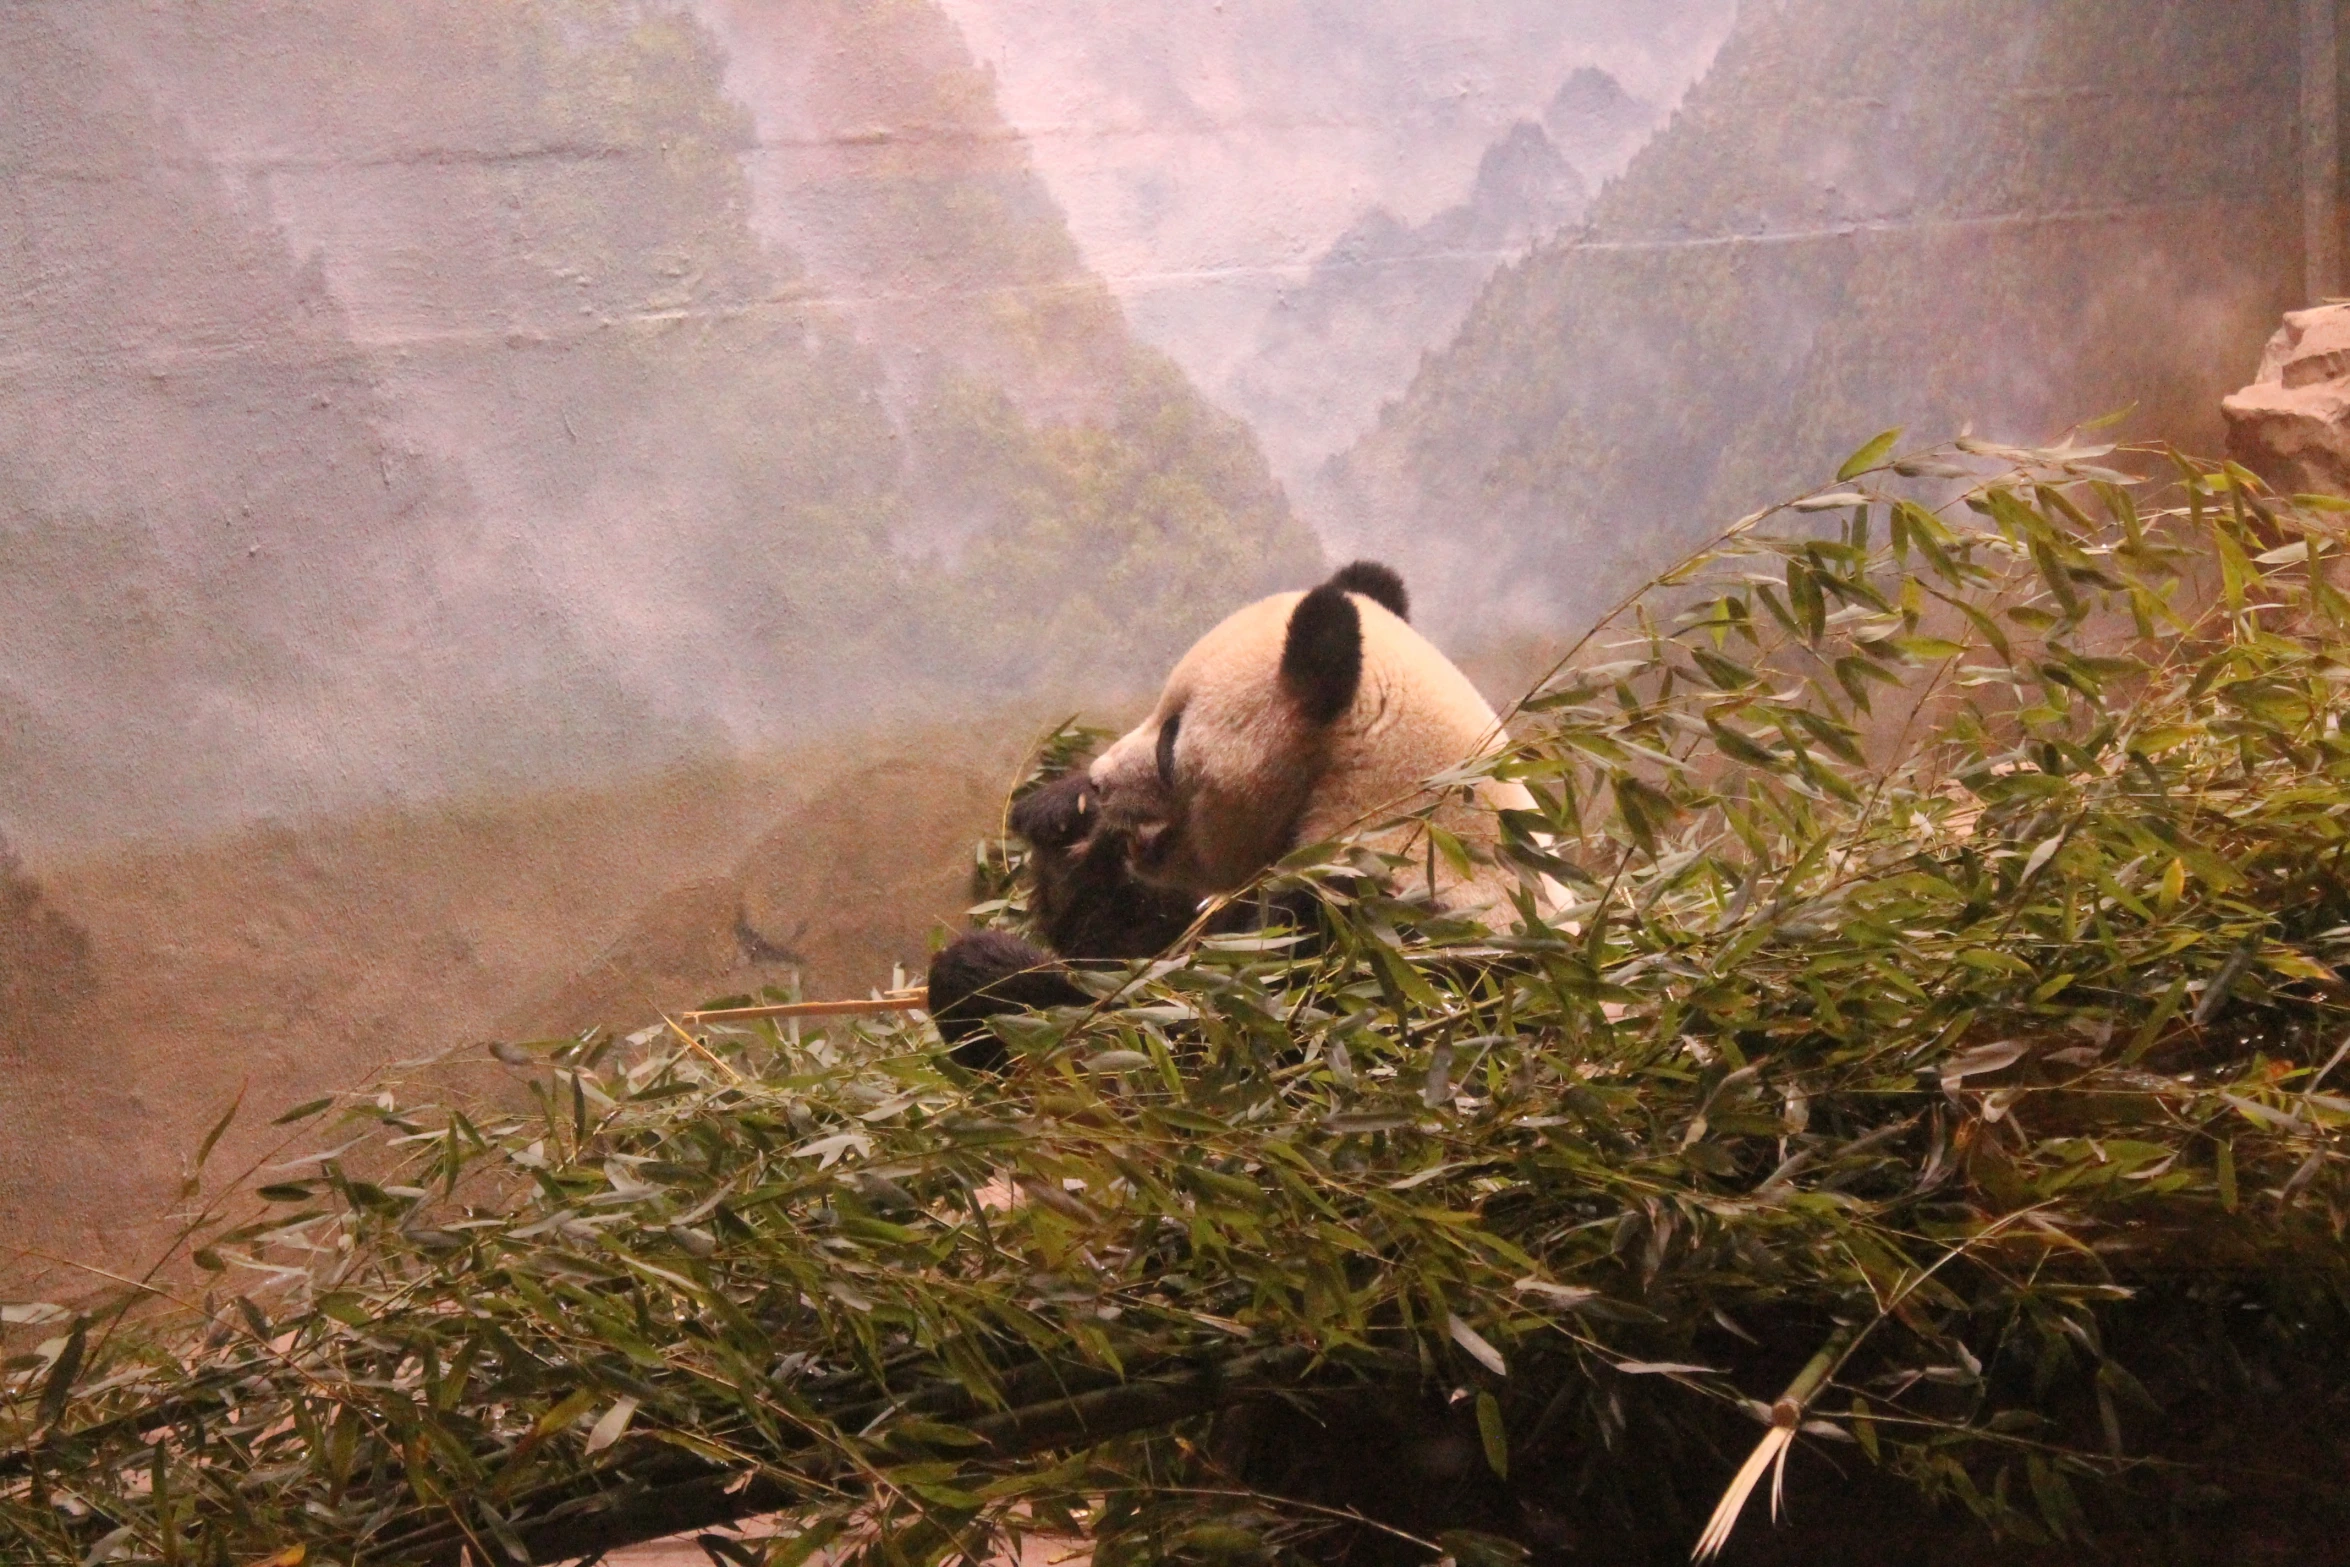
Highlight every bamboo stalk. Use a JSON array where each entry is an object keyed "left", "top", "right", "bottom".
[
  {"left": 681, "top": 991, "right": 927, "bottom": 1024},
  {"left": 1691, "top": 1323, "right": 1857, "bottom": 1561}
]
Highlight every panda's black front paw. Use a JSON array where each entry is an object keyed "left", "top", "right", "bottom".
[
  {"left": 926, "top": 930, "right": 1089, "bottom": 1071},
  {"left": 1008, "top": 770, "right": 1100, "bottom": 850}
]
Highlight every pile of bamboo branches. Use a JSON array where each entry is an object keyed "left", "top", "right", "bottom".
[{"left": 10, "top": 433, "right": 2350, "bottom": 1566}]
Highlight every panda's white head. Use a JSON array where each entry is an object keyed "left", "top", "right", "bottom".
[{"left": 1089, "top": 561, "right": 1533, "bottom": 910}]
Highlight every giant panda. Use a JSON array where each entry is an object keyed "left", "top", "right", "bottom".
[{"left": 927, "top": 560, "right": 1540, "bottom": 1061}]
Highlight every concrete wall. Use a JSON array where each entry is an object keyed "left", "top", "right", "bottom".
[{"left": 0, "top": 1, "right": 2306, "bottom": 1287}]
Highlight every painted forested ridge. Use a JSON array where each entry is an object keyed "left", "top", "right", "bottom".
[{"left": 1320, "top": 0, "right": 2303, "bottom": 645}]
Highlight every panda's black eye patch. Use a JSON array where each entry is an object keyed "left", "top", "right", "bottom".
[{"left": 1156, "top": 711, "right": 1182, "bottom": 788}]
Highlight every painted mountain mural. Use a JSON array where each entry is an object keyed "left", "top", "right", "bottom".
[
  {"left": 1320, "top": 0, "right": 2304, "bottom": 645},
  {"left": 0, "top": 0, "right": 1315, "bottom": 1276},
  {"left": 0, "top": 0, "right": 1313, "bottom": 858},
  {"left": 0, "top": 0, "right": 2314, "bottom": 1291},
  {"left": 1228, "top": 69, "right": 1672, "bottom": 498}
]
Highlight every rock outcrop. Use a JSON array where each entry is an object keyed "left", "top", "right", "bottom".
[{"left": 2224, "top": 304, "right": 2350, "bottom": 496}]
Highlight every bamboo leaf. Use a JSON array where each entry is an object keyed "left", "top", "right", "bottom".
[
  {"left": 35, "top": 1318, "right": 85, "bottom": 1430},
  {"left": 195, "top": 1092, "right": 243, "bottom": 1171},
  {"left": 1838, "top": 428, "right": 1903, "bottom": 481},
  {"left": 583, "top": 1396, "right": 640, "bottom": 1455},
  {"left": 1447, "top": 1314, "right": 1508, "bottom": 1377},
  {"left": 1476, "top": 1390, "right": 1510, "bottom": 1478}
]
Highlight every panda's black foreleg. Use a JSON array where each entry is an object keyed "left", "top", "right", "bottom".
[
  {"left": 933, "top": 776, "right": 1335, "bottom": 1068},
  {"left": 925, "top": 929, "right": 1090, "bottom": 1072},
  {"left": 931, "top": 770, "right": 1189, "bottom": 1071},
  {"left": 1012, "top": 771, "right": 1200, "bottom": 960},
  {"left": 1006, "top": 766, "right": 1096, "bottom": 851}
]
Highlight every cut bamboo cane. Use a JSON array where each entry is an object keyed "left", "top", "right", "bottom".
[
  {"left": 1692, "top": 1323, "right": 1856, "bottom": 1561},
  {"left": 681, "top": 991, "right": 927, "bottom": 1025}
]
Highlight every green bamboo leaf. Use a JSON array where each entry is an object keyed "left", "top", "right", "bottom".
[
  {"left": 1476, "top": 1390, "right": 1510, "bottom": 1479},
  {"left": 1779, "top": 707, "right": 1862, "bottom": 766},
  {"left": 1370, "top": 943, "right": 1444, "bottom": 1010},
  {"left": 195, "top": 1091, "right": 243, "bottom": 1171},
  {"left": 1689, "top": 646, "right": 1759, "bottom": 690},
  {"left": 35, "top": 1317, "right": 85, "bottom": 1430},
  {"left": 2028, "top": 537, "right": 2082, "bottom": 615},
  {"left": 1787, "top": 560, "right": 1827, "bottom": 641},
  {"left": 1837, "top": 427, "right": 1903, "bottom": 480},
  {"left": 766, "top": 1520, "right": 848, "bottom": 1567},
  {"left": 1612, "top": 774, "right": 1679, "bottom": 854},
  {"left": 906, "top": 1478, "right": 986, "bottom": 1510},
  {"left": 2212, "top": 522, "right": 2252, "bottom": 609},
  {"left": 1706, "top": 720, "right": 1780, "bottom": 770}
]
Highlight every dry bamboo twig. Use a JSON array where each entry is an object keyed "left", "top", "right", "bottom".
[{"left": 682, "top": 991, "right": 928, "bottom": 1024}]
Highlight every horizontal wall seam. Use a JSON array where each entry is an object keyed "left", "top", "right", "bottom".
[{"left": 0, "top": 194, "right": 2287, "bottom": 378}]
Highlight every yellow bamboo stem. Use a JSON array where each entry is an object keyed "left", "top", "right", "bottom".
[{"left": 681, "top": 992, "right": 927, "bottom": 1024}]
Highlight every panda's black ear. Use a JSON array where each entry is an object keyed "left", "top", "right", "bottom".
[
  {"left": 1326, "top": 560, "right": 1408, "bottom": 622},
  {"left": 1282, "top": 583, "right": 1363, "bottom": 725}
]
